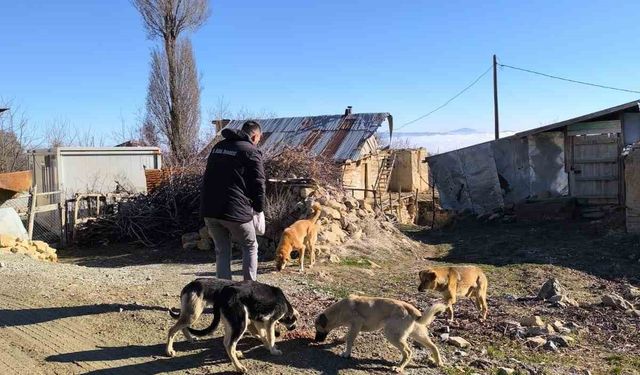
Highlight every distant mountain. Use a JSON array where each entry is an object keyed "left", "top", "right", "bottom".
[
  {"left": 380, "top": 128, "right": 512, "bottom": 136},
  {"left": 378, "top": 128, "right": 517, "bottom": 154}
]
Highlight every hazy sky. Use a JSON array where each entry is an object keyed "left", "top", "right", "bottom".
[{"left": 2, "top": 0, "right": 640, "bottom": 142}]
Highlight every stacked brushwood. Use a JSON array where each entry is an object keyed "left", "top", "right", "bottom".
[{"left": 75, "top": 171, "right": 203, "bottom": 247}]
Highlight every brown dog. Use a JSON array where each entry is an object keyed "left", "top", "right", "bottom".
[
  {"left": 418, "top": 266, "right": 488, "bottom": 322},
  {"left": 275, "top": 202, "right": 321, "bottom": 272}
]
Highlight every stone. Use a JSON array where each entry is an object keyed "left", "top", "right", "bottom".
[
  {"left": 525, "top": 336, "right": 547, "bottom": 348},
  {"left": 319, "top": 223, "right": 347, "bottom": 245},
  {"left": 537, "top": 278, "right": 567, "bottom": 300},
  {"left": 356, "top": 209, "right": 367, "bottom": 218},
  {"left": 623, "top": 284, "right": 640, "bottom": 299},
  {"left": 182, "top": 241, "right": 197, "bottom": 250},
  {"left": 453, "top": 350, "right": 468, "bottom": 357},
  {"left": 181, "top": 232, "right": 200, "bottom": 244},
  {"left": 497, "top": 367, "right": 515, "bottom": 375},
  {"left": 625, "top": 309, "right": 640, "bottom": 317},
  {"left": 602, "top": 293, "right": 635, "bottom": 310},
  {"left": 526, "top": 326, "right": 551, "bottom": 337},
  {"left": 352, "top": 229, "right": 363, "bottom": 241},
  {"left": 447, "top": 336, "right": 470, "bottom": 348},
  {"left": 565, "top": 322, "right": 580, "bottom": 330},
  {"left": 544, "top": 340, "right": 559, "bottom": 352},
  {"left": 359, "top": 199, "right": 373, "bottom": 212},
  {"left": 0, "top": 234, "right": 17, "bottom": 248},
  {"left": 440, "top": 333, "right": 450, "bottom": 342},
  {"left": 365, "top": 259, "right": 381, "bottom": 269},
  {"left": 0, "top": 262, "right": 5, "bottom": 268},
  {"left": 320, "top": 206, "right": 341, "bottom": 220},
  {"left": 326, "top": 199, "right": 343, "bottom": 211},
  {"left": 548, "top": 294, "right": 579, "bottom": 308},
  {"left": 300, "top": 187, "right": 315, "bottom": 198},
  {"left": 470, "top": 359, "right": 492, "bottom": 370},
  {"left": 520, "top": 315, "right": 544, "bottom": 327},
  {"left": 196, "top": 238, "right": 213, "bottom": 251},
  {"left": 31, "top": 240, "right": 50, "bottom": 252},
  {"left": 549, "top": 335, "right": 574, "bottom": 347},
  {"left": 551, "top": 321, "right": 564, "bottom": 331},
  {"left": 343, "top": 197, "right": 359, "bottom": 210},
  {"left": 328, "top": 254, "right": 341, "bottom": 263},
  {"left": 487, "top": 213, "right": 502, "bottom": 221},
  {"left": 198, "top": 226, "right": 210, "bottom": 240}
]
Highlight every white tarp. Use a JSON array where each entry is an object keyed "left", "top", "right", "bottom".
[
  {"left": 429, "top": 143, "right": 503, "bottom": 214},
  {"left": 428, "top": 132, "right": 568, "bottom": 214},
  {"left": 0, "top": 207, "right": 28, "bottom": 240}
]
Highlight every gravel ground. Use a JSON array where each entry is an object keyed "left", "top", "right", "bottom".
[{"left": 0, "top": 219, "right": 639, "bottom": 375}]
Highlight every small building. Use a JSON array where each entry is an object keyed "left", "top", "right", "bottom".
[
  {"left": 207, "top": 108, "right": 430, "bottom": 199},
  {"left": 427, "top": 100, "right": 640, "bottom": 220},
  {"left": 28, "top": 147, "right": 162, "bottom": 197}
]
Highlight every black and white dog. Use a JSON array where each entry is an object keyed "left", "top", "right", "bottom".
[{"left": 166, "top": 278, "right": 299, "bottom": 373}]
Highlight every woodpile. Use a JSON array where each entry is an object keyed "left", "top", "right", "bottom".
[{"left": 75, "top": 172, "right": 203, "bottom": 247}]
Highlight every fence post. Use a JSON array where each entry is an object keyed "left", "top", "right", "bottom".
[
  {"left": 72, "top": 194, "right": 81, "bottom": 241},
  {"left": 372, "top": 190, "right": 377, "bottom": 210},
  {"left": 27, "top": 184, "right": 38, "bottom": 240}
]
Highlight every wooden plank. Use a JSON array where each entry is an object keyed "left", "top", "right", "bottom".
[
  {"left": 27, "top": 185, "right": 37, "bottom": 240},
  {"left": 567, "top": 120, "right": 621, "bottom": 136},
  {"left": 573, "top": 157, "right": 618, "bottom": 163},
  {"left": 34, "top": 203, "right": 60, "bottom": 213},
  {"left": 574, "top": 175, "right": 618, "bottom": 182}
]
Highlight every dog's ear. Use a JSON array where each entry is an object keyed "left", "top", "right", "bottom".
[{"left": 316, "top": 313, "right": 328, "bottom": 328}]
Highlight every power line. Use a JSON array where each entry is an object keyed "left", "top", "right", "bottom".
[
  {"left": 498, "top": 63, "right": 640, "bottom": 94},
  {"left": 396, "top": 65, "right": 493, "bottom": 130}
]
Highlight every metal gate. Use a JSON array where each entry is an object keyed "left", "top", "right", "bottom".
[{"left": 568, "top": 121, "right": 622, "bottom": 205}]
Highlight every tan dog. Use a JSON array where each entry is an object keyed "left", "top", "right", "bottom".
[
  {"left": 275, "top": 202, "right": 321, "bottom": 272},
  {"left": 418, "top": 266, "right": 488, "bottom": 322},
  {"left": 314, "top": 295, "right": 446, "bottom": 373}
]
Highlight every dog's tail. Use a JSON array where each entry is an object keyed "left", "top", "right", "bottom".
[
  {"left": 187, "top": 305, "right": 221, "bottom": 336},
  {"left": 309, "top": 202, "right": 322, "bottom": 224},
  {"left": 168, "top": 308, "right": 181, "bottom": 319},
  {"left": 416, "top": 302, "right": 447, "bottom": 326}
]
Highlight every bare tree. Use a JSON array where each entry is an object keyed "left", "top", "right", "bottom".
[
  {"left": 0, "top": 101, "right": 34, "bottom": 173},
  {"left": 44, "top": 118, "right": 106, "bottom": 148},
  {"left": 133, "top": 0, "right": 210, "bottom": 164},
  {"left": 202, "top": 96, "right": 277, "bottom": 149}
]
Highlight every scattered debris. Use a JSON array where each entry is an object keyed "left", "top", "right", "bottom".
[
  {"left": 496, "top": 367, "right": 515, "bottom": 375},
  {"left": 520, "top": 315, "right": 544, "bottom": 327},
  {"left": 549, "top": 335, "right": 574, "bottom": 348},
  {"left": 525, "top": 336, "right": 547, "bottom": 348},
  {"left": 601, "top": 293, "right": 635, "bottom": 311},
  {"left": 0, "top": 236, "right": 57, "bottom": 262},
  {"left": 537, "top": 278, "right": 579, "bottom": 307},
  {"left": 447, "top": 336, "right": 470, "bottom": 348}
]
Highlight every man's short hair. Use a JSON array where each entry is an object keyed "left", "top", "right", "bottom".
[{"left": 242, "top": 120, "right": 262, "bottom": 135}]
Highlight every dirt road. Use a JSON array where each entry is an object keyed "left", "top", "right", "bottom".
[{"left": 1, "top": 219, "right": 639, "bottom": 374}]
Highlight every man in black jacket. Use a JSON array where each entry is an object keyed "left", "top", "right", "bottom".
[{"left": 201, "top": 120, "right": 265, "bottom": 281}]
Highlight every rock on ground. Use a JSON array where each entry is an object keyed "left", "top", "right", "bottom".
[{"left": 447, "top": 336, "right": 470, "bottom": 348}]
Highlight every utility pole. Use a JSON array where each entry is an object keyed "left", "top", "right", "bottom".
[{"left": 493, "top": 54, "right": 499, "bottom": 140}]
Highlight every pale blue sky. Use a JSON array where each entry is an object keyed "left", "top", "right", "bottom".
[{"left": 2, "top": 0, "right": 640, "bottom": 143}]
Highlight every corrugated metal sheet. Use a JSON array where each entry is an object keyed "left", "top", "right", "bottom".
[{"left": 222, "top": 113, "right": 392, "bottom": 162}]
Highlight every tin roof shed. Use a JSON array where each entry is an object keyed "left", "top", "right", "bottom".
[{"left": 209, "top": 110, "right": 393, "bottom": 162}]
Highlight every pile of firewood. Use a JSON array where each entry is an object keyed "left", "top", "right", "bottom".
[{"left": 75, "top": 172, "right": 203, "bottom": 247}]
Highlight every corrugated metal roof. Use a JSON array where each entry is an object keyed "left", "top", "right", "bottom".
[{"left": 222, "top": 112, "right": 392, "bottom": 162}]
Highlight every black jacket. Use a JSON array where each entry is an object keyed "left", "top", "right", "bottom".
[{"left": 200, "top": 129, "right": 265, "bottom": 223}]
